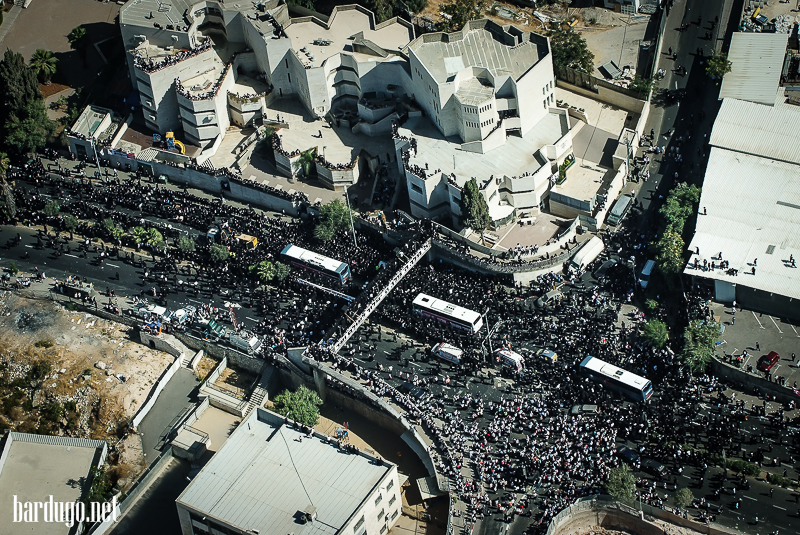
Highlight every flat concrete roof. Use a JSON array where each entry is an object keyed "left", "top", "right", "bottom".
[
  {"left": 177, "top": 408, "right": 393, "bottom": 535},
  {"left": 0, "top": 433, "right": 106, "bottom": 535},
  {"left": 120, "top": 0, "right": 192, "bottom": 30},
  {"left": 552, "top": 159, "right": 612, "bottom": 201},
  {"left": 285, "top": 8, "right": 413, "bottom": 65},
  {"left": 399, "top": 110, "right": 567, "bottom": 186}
]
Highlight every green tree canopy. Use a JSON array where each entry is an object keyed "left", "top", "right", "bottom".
[
  {"left": 68, "top": 26, "right": 88, "bottom": 50},
  {"left": 547, "top": 26, "right": 595, "bottom": 73},
  {"left": 250, "top": 260, "right": 276, "bottom": 284},
  {"left": 0, "top": 50, "right": 41, "bottom": 125},
  {"left": 209, "top": 243, "right": 230, "bottom": 263},
  {"left": 292, "top": 148, "right": 316, "bottom": 177},
  {"left": 129, "top": 226, "right": 147, "bottom": 247},
  {"left": 606, "top": 465, "right": 636, "bottom": 503},
  {"left": 176, "top": 234, "right": 196, "bottom": 252},
  {"left": 629, "top": 75, "right": 654, "bottom": 98},
  {"left": 439, "top": 0, "right": 487, "bottom": 32},
  {"left": 681, "top": 319, "right": 720, "bottom": 373},
  {"left": 0, "top": 152, "right": 15, "bottom": 220},
  {"left": 659, "top": 182, "right": 700, "bottom": 234},
  {"left": 654, "top": 230, "right": 685, "bottom": 275},
  {"left": 706, "top": 51, "right": 732, "bottom": 79},
  {"left": 315, "top": 198, "right": 353, "bottom": 242},
  {"left": 43, "top": 200, "right": 60, "bottom": 217},
  {"left": 674, "top": 488, "right": 694, "bottom": 509},
  {"left": 4, "top": 101, "right": 56, "bottom": 154},
  {"left": 146, "top": 227, "right": 164, "bottom": 249},
  {"left": 274, "top": 261, "right": 291, "bottom": 282},
  {"left": 30, "top": 49, "right": 58, "bottom": 84},
  {"left": 642, "top": 319, "right": 669, "bottom": 349},
  {"left": 272, "top": 385, "right": 323, "bottom": 427},
  {"left": 459, "top": 178, "right": 491, "bottom": 235},
  {"left": 63, "top": 214, "right": 78, "bottom": 237}
]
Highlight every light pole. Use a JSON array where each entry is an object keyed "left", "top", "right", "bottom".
[
  {"left": 481, "top": 309, "right": 503, "bottom": 362},
  {"left": 90, "top": 136, "right": 103, "bottom": 178},
  {"left": 343, "top": 184, "right": 357, "bottom": 248}
]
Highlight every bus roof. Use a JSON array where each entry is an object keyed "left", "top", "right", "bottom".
[
  {"left": 413, "top": 293, "right": 482, "bottom": 324},
  {"left": 496, "top": 349, "right": 524, "bottom": 361},
  {"left": 281, "top": 244, "right": 348, "bottom": 273},
  {"left": 580, "top": 356, "right": 650, "bottom": 389}
]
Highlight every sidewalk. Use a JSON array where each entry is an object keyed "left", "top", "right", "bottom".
[{"left": 0, "top": 6, "right": 23, "bottom": 48}]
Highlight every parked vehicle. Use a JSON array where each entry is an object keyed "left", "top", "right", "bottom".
[{"left": 757, "top": 351, "right": 780, "bottom": 371}]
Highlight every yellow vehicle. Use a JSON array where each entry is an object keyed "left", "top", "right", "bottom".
[{"left": 235, "top": 233, "right": 258, "bottom": 249}]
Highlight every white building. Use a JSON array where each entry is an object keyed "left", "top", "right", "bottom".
[
  {"left": 395, "top": 21, "right": 573, "bottom": 226},
  {"left": 176, "top": 408, "right": 402, "bottom": 535}
]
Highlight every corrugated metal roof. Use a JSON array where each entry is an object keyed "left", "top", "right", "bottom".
[
  {"left": 719, "top": 33, "right": 788, "bottom": 105},
  {"left": 684, "top": 148, "right": 800, "bottom": 300},
  {"left": 9, "top": 431, "right": 107, "bottom": 449},
  {"left": 709, "top": 98, "right": 800, "bottom": 165},
  {"left": 177, "top": 409, "right": 393, "bottom": 535}
]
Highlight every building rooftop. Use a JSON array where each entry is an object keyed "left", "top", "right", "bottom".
[
  {"left": 409, "top": 23, "right": 544, "bottom": 84},
  {"left": 399, "top": 110, "right": 568, "bottom": 184},
  {"left": 176, "top": 408, "right": 393, "bottom": 535},
  {"left": 284, "top": 6, "right": 413, "bottom": 66},
  {"left": 71, "top": 106, "right": 113, "bottom": 139},
  {"left": 709, "top": 98, "right": 800, "bottom": 166},
  {"left": 719, "top": 32, "right": 788, "bottom": 106},
  {"left": 120, "top": 0, "right": 192, "bottom": 31},
  {"left": 684, "top": 147, "right": 800, "bottom": 300},
  {"left": 0, "top": 433, "right": 107, "bottom": 535}
]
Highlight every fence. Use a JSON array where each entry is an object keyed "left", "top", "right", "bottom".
[
  {"left": 86, "top": 447, "right": 175, "bottom": 535},
  {"left": 130, "top": 355, "right": 182, "bottom": 429}
]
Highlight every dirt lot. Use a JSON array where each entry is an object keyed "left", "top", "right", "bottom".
[{"left": 0, "top": 292, "right": 175, "bottom": 474}]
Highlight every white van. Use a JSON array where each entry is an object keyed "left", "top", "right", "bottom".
[
  {"left": 432, "top": 343, "right": 463, "bottom": 364},
  {"left": 639, "top": 260, "right": 656, "bottom": 289},
  {"left": 495, "top": 349, "right": 525, "bottom": 372},
  {"left": 568, "top": 236, "right": 605, "bottom": 274}
]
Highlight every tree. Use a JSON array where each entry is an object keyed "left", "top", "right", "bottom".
[
  {"left": 606, "top": 465, "right": 635, "bottom": 503},
  {"left": 145, "top": 228, "right": 164, "bottom": 250},
  {"left": 315, "top": 198, "right": 353, "bottom": 242},
  {"left": 274, "top": 261, "right": 291, "bottom": 282},
  {"left": 43, "top": 200, "right": 60, "bottom": 217},
  {"left": 67, "top": 26, "right": 88, "bottom": 51},
  {"left": 547, "top": 26, "right": 595, "bottom": 73},
  {"left": 129, "top": 226, "right": 147, "bottom": 249},
  {"left": 4, "top": 101, "right": 55, "bottom": 154},
  {"left": 176, "top": 235, "right": 196, "bottom": 252},
  {"left": 681, "top": 319, "right": 720, "bottom": 373},
  {"left": 250, "top": 260, "right": 276, "bottom": 284},
  {"left": 459, "top": 178, "right": 491, "bottom": 236},
  {"left": 439, "top": 0, "right": 487, "bottom": 32},
  {"left": 63, "top": 214, "right": 78, "bottom": 239},
  {"left": 0, "top": 50, "right": 41, "bottom": 128},
  {"left": 629, "top": 75, "right": 654, "bottom": 98},
  {"left": 209, "top": 243, "right": 229, "bottom": 263},
  {"left": 641, "top": 319, "right": 668, "bottom": 349},
  {"left": 659, "top": 182, "right": 700, "bottom": 234},
  {"left": 292, "top": 148, "right": 316, "bottom": 178},
  {"left": 674, "top": 488, "right": 694, "bottom": 509},
  {"left": 30, "top": 49, "right": 58, "bottom": 85},
  {"left": 654, "top": 230, "right": 685, "bottom": 275},
  {"left": 0, "top": 152, "right": 15, "bottom": 220},
  {"left": 272, "top": 385, "right": 323, "bottom": 427},
  {"left": 706, "top": 51, "right": 732, "bottom": 80}
]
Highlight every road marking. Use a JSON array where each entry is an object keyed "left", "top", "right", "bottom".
[
  {"left": 65, "top": 254, "right": 78, "bottom": 258},
  {"left": 743, "top": 495, "right": 756, "bottom": 501},
  {"left": 105, "top": 263, "right": 120, "bottom": 268},
  {"left": 769, "top": 315, "right": 783, "bottom": 333},
  {"left": 773, "top": 364, "right": 781, "bottom": 374},
  {"left": 774, "top": 505, "right": 786, "bottom": 510},
  {"left": 187, "top": 298, "right": 204, "bottom": 304},
  {"left": 790, "top": 323, "right": 799, "bottom": 337},
  {"left": 25, "top": 245, "right": 32, "bottom": 248},
  {"left": 752, "top": 311, "right": 765, "bottom": 329},
  {"left": 245, "top": 316, "right": 259, "bottom": 322}
]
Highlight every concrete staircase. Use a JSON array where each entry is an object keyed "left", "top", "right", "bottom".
[{"left": 243, "top": 363, "right": 274, "bottom": 417}]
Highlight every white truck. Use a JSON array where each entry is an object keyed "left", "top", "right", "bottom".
[{"left": 568, "top": 236, "right": 605, "bottom": 274}]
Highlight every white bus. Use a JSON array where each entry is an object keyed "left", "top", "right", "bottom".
[
  {"left": 431, "top": 343, "right": 463, "bottom": 364},
  {"left": 579, "top": 356, "right": 653, "bottom": 401},
  {"left": 281, "top": 244, "right": 351, "bottom": 284},
  {"left": 496, "top": 349, "right": 525, "bottom": 372},
  {"left": 412, "top": 293, "right": 484, "bottom": 333}
]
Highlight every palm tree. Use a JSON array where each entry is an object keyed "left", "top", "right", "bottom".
[
  {"left": 145, "top": 228, "right": 165, "bottom": 251},
  {"left": 67, "top": 27, "right": 87, "bottom": 51},
  {"left": 292, "top": 148, "right": 316, "bottom": 179},
  {"left": 0, "top": 152, "right": 15, "bottom": 220},
  {"left": 250, "top": 261, "right": 275, "bottom": 284},
  {"left": 129, "top": 226, "right": 147, "bottom": 249},
  {"left": 30, "top": 50, "right": 58, "bottom": 85}
]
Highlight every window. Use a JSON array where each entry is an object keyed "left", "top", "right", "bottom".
[
  {"left": 353, "top": 516, "right": 365, "bottom": 532},
  {"left": 285, "top": 58, "right": 288, "bottom": 68},
  {"left": 411, "top": 183, "right": 422, "bottom": 194},
  {"left": 375, "top": 494, "right": 383, "bottom": 506},
  {"left": 377, "top": 508, "right": 385, "bottom": 521},
  {"left": 287, "top": 73, "right": 291, "bottom": 83},
  {"left": 380, "top": 525, "right": 387, "bottom": 534},
  {"left": 543, "top": 100, "right": 547, "bottom": 109},
  {"left": 387, "top": 480, "right": 394, "bottom": 491},
  {"left": 391, "top": 510, "right": 399, "bottom": 520},
  {"left": 389, "top": 495, "right": 397, "bottom": 506}
]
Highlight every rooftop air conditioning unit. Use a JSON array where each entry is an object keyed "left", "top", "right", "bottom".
[{"left": 300, "top": 505, "right": 317, "bottom": 524}]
